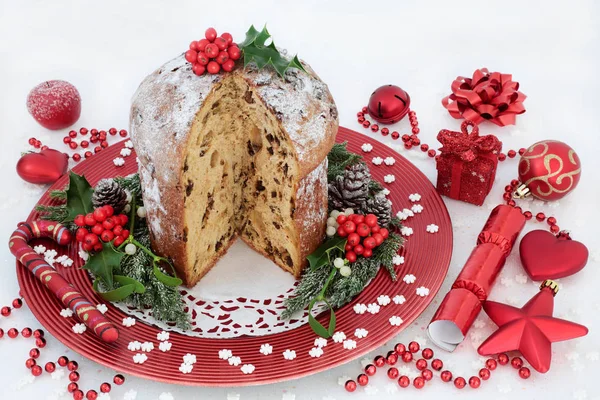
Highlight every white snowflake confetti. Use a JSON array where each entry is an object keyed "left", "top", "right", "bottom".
[
  {"left": 241, "top": 364, "right": 255, "bottom": 374},
  {"left": 426, "top": 224, "right": 439, "bottom": 233},
  {"left": 78, "top": 249, "right": 89, "bottom": 261},
  {"left": 343, "top": 339, "right": 357, "bottom": 350},
  {"left": 141, "top": 342, "right": 154, "bottom": 352},
  {"left": 125, "top": 140, "right": 134, "bottom": 149},
  {"left": 392, "top": 255, "right": 404, "bottom": 265},
  {"left": 353, "top": 303, "right": 367, "bottom": 314},
  {"left": 228, "top": 356, "right": 242, "bottom": 366},
  {"left": 159, "top": 341, "right": 172, "bottom": 352},
  {"left": 372, "top": 156, "right": 383, "bottom": 165},
  {"left": 400, "top": 226, "right": 413, "bottom": 236},
  {"left": 377, "top": 295, "right": 391, "bottom": 306},
  {"left": 51, "top": 369, "right": 65, "bottom": 380},
  {"left": 133, "top": 353, "right": 148, "bottom": 364},
  {"left": 283, "top": 349, "right": 297, "bottom": 360},
  {"left": 411, "top": 204, "right": 424, "bottom": 213},
  {"left": 96, "top": 304, "right": 108, "bottom": 314},
  {"left": 500, "top": 277, "right": 514, "bottom": 287},
  {"left": 384, "top": 174, "right": 395, "bottom": 183},
  {"left": 158, "top": 393, "right": 174, "bottom": 400},
  {"left": 123, "top": 389, "right": 138, "bottom": 400},
  {"left": 416, "top": 286, "right": 430, "bottom": 297},
  {"left": 113, "top": 157, "right": 125, "bottom": 167},
  {"left": 354, "top": 328, "right": 368, "bottom": 338},
  {"left": 127, "top": 341, "right": 142, "bottom": 351},
  {"left": 33, "top": 244, "right": 46, "bottom": 254},
  {"left": 409, "top": 193, "right": 422, "bottom": 202},
  {"left": 515, "top": 274, "right": 528, "bottom": 284},
  {"left": 332, "top": 331, "right": 347, "bottom": 343},
  {"left": 367, "top": 303, "right": 380, "bottom": 314},
  {"left": 314, "top": 338, "right": 328, "bottom": 348},
  {"left": 72, "top": 323, "right": 86, "bottom": 334},
  {"left": 393, "top": 295, "right": 406, "bottom": 305},
  {"left": 179, "top": 363, "right": 193, "bottom": 374},
  {"left": 60, "top": 308, "right": 73, "bottom": 318},
  {"left": 384, "top": 156, "right": 396, "bottom": 166},
  {"left": 157, "top": 331, "right": 170, "bottom": 341},
  {"left": 122, "top": 317, "right": 136, "bottom": 327},
  {"left": 260, "top": 343, "right": 274, "bottom": 355},
  {"left": 183, "top": 353, "right": 197, "bottom": 364},
  {"left": 218, "top": 349, "right": 232, "bottom": 360},
  {"left": 361, "top": 143, "right": 373, "bottom": 153},
  {"left": 403, "top": 274, "right": 416, "bottom": 284},
  {"left": 309, "top": 347, "right": 324, "bottom": 357},
  {"left": 120, "top": 148, "right": 132, "bottom": 157},
  {"left": 389, "top": 316, "right": 403, "bottom": 326}
]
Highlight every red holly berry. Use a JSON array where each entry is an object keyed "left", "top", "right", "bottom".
[
  {"left": 216, "top": 51, "right": 229, "bottom": 65},
  {"left": 189, "top": 41, "right": 199, "bottom": 51},
  {"left": 227, "top": 45, "right": 241, "bottom": 60},
  {"left": 352, "top": 214, "right": 365, "bottom": 224},
  {"left": 365, "top": 214, "right": 378, "bottom": 227},
  {"left": 204, "top": 43, "right": 219, "bottom": 58},
  {"left": 74, "top": 214, "right": 86, "bottom": 227},
  {"left": 121, "top": 229, "right": 130, "bottom": 239},
  {"left": 197, "top": 39, "right": 210, "bottom": 51},
  {"left": 185, "top": 50, "right": 198, "bottom": 63},
  {"left": 102, "top": 217, "right": 116, "bottom": 230},
  {"left": 82, "top": 243, "right": 93, "bottom": 252},
  {"left": 113, "top": 236, "right": 125, "bottom": 247},
  {"left": 118, "top": 214, "right": 128, "bottom": 226},
  {"left": 356, "top": 223, "right": 370, "bottom": 237},
  {"left": 347, "top": 233, "right": 360, "bottom": 246},
  {"left": 372, "top": 233, "right": 384, "bottom": 246},
  {"left": 363, "top": 236, "right": 376, "bottom": 249},
  {"left": 222, "top": 59, "right": 236, "bottom": 72},
  {"left": 371, "top": 225, "right": 380, "bottom": 233},
  {"left": 84, "top": 233, "right": 99, "bottom": 247},
  {"left": 362, "top": 248, "right": 373, "bottom": 258},
  {"left": 221, "top": 32, "right": 233, "bottom": 45},
  {"left": 336, "top": 214, "right": 347, "bottom": 224},
  {"left": 379, "top": 228, "right": 389, "bottom": 239},
  {"left": 93, "top": 208, "right": 107, "bottom": 222},
  {"left": 113, "top": 225, "right": 124, "bottom": 236},
  {"left": 214, "top": 37, "right": 228, "bottom": 51},
  {"left": 337, "top": 225, "right": 348, "bottom": 238},
  {"left": 353, "top": 244, "right": 364, "bottom": 255},
  {"left": 197, "top": 52, "right": 210, "bottom": 65},
  {"left": 84, "top": 213, "right": 96, "bottom": 226},
  {"left": 103, "top": 205, "right": 114, "bottom": 217},
  {"left": 342, "top": 220, "right": 356, "bottom": 234},
  {"left": 91, "top": 224, "right": 104, "bottom": 236},
  {"left": 345, "top": 243, "right": 353, "bottom": 252},
  {"left": 207, "top": 61, "right": 220, "bottom": 74},
  {"left": 346, "top": 251, "right": 357, "bottom": 263},
  {"left": 192, "top": 64, "right": 206, "bottom": 76},
  {"left": 100, "top": 230, "right": 115, "bottom": 243},
  {"left": 76, "top": 228, "right": 88, "bottom": 242},
  {"left": 205, "top": 27, "right": 217, "bottom": 41}
]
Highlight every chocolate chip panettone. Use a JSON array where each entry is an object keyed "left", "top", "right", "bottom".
[{"left": 130, "top": 54, "right": 338, "bottom": 287}]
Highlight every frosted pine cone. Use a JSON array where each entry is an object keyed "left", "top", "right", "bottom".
[
  {"left": 92, "top": 179, "right": 128, "bottom": 214},
  {"left": 362, "top": 192, "right": 392, "bottom": 227},
  {"left": 328, "top": 163, "right": 371, "bottom": 210}
]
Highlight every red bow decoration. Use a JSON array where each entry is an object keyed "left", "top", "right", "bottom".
[
  {"left": 442, "top": 68, "right": 526, "bottom": 127},
  {"left": 437, "top": 121, "right": 501, "bottom": 162}
]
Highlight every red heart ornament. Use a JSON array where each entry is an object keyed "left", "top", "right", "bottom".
[
  {"left": 16, "top": 149, "right": 69, "bottom": 184},
  {"left": 520, "top": 230, "right": 588, "bottom": 280}
]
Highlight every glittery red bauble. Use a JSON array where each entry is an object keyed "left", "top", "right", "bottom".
[
  {"left": 26, "top": 80, "right": 81, "bottom": 130},
  {"left": 518, "top": 140, "right": 581, "bottom": 201},
  {"left": 16, "top": 149, "right": 68, "bottom": 184},
  {"left": 367, "top": 85, "right": 411, "bottom": 124}
]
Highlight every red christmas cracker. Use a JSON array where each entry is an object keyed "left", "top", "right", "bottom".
[
  {"left": 427, "top": 205, "right": 525, "bottom": 351},
  {"left": 9, "top": 220, "right": 119, "bottom": 343}
]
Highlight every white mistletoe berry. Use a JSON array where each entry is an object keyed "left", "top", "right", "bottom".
[
  {"left": 384, "top": 174, "right": 395, "bottom": 183},
  {"left": 259, "top": 344, "right": 273, "bottom": 355},
  {"left": 353, "top": 303, "right": 367, "bottom": 314},
  {"left": 159, "top": 341, "right": 172, "bottom": 352},
  {"left": 333, "top": 258, "right": 344, "bottom": 269},
  {"left": 340, "top": 265, "right": 352, "bottom": 277},
  {"left": 327, "top": 217, "right": 337, "bottom": 227},
  {"left": 403, "top": 274, "right": 417, "bottom": 284},
  {"left": 282, "top": 349, "right": 297, "bottom": 360},
  {"left": 416, "top": 286, "right": 430, "bottom": 297},
  {"left": 372, "top": 156, "right": 383, "bottom": 165},
  {"left": 389, "top": 316, "right": 403, "bottom": 326},
  {"left": 384, "top": 156, "right": 396, "bottom": 166},
  {"left": 393, "top": 295, "right": 406, "bottom": 305},
  {"left": 241, "top": 364, "right": 255, "bottom": 374},
  {"left": 392, "top": 255, "right": 404, "bottom": 265},
  {"left": 137, "top": 206, "right": 147, "bottom": 219},
  {"left": 361, "top": 143, "right": 373, "bottom": 153},
  {"left": 124, "top": 243, "right": 137, "bottom": 255},
  {"left": 332, "top": 331, "right": 346, "bottom": 343},
  {"left": 309, "top": 347, "right": 324, "bottom": 358},
  {"left": 326, "top": 225, "right": 336, "bottom": 237},
  {"left": 344, "top": 208, "right": 354, "bottom": 216},
  {"left": 330, "top": 210, "right": 341, "bottom": 218}
]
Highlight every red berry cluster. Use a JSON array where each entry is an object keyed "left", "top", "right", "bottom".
[
  {"left": 74, "top": 205, "right": 129, "bottom": 252},
  {"left": 335, "top": 213, "right": 389, "bottom": 262},
  {"left": 185, "top": 28, "right": 241, "bottom": 76}
]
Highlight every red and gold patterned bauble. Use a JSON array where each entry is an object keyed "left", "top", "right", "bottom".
[
  {"left": 516, "top": 140, "right": 581, "bottom": 201},
  {"left": 16, "top": 148, "right": 69, "bottom": 184},
  {"left": 367, "top": 85, "right": 411, "bottom": 124}
]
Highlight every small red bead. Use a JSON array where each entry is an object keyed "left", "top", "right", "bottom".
[
  {"left": 394, "top": 343, "right": 406, "bottom": 354},
  {"left": 370, "top": 124, "right": 379, "bottom": 132},
  {"left": 362, "top": 106, "right": 368, "bottom": 114},
  {"left": 519, "top": 367, "right": 531, "bottom": 379},
  {"left": 68, "top": 360, "right": 79, "bottom": 371},
  {"left": 12, "top": 298, "right": 23, "bottom": 309},
  {"left": 36, "top": 337, "right": 47, "bottom": 348},
  {"left": 31, "top": 365, "right": 43, "bottom": 376},
  {"left": 85, "top": 151, "right": 93, "bottom": 158},
  {"left": 404, "top": 142, "right": 412, "bottom": 150},
  {"left": 365, "top": 364, "right": 377, "bottom": 376},
  {"left": 498, "top": 153, "right": 506, "bottom": 161},
  {"left": 101, "top": 141, "right": 109, "bottom": 148},
  {"left": 398, "top": 375, "right": 410, "bottom": 388},
  {"left": 420, "top": 144, "right": 429, "bottom": 152},
  {"left": 69, "top": 142, "right": 78, "bottom": 149},
  {"left": 90, "top": 128, "right": 98, "bottom": 135},
  {"left": 498, "top": 353, "right": 509, "bottom": 365},
  {"left": 511, "top": 357, "right": 523, "bottom": 369},
  {"left": 79, "top": 128, "right": 88, "bottom": 135},
  {"left": 100, "top": 382, "right": 111, "bottom": 393},
  {"left": 507, "top": 149, "right": 517, "bottom": 158},
  {"left": 109, "top": 128, "right": 117, "bottom": 135},
  {"left": 356, "top": 112, "right": 364, "bottom": 118},
  {"left": 505, "top": 185, "right": 513, "bottom": 193},
  {"left": 69, "top": 371, "right": 80, "bottom": 382},
  {"left": 413, "top": 377, "right": 425, "bottom": 389},
  {"left": 28, "top": 138, "right": 37, "bottom": 145},
  {"left": 536, "top": 212, "right": 546, "bottom": 222},
  {"left": 454, "top": 377, "right": 466, "bottom": 389},
  {"left": 415, "top": 359, "right": 427, "bottom": 370},
  {"left": 508, "top": 199, "right": 516, "bottom": 207},
  {"left": 90, "top": 135, "right": 98, "bottom": 143},
  {"left": 26, "top": 358, "right": 36, "bottom": 368},
  {"left": 362, "top": 120, "right": 370, "bottom": 128},
  {"left": 503, "top": 192, "right": 512, "bottom": 201},
  {"left": 68, "top": 382, "right": 79, "bottom": 393},
  {"left": 33, "top": 329, "right": 44, "bottom": 338},
  {"left": 8, "top": 328, "right": 18, "bottom": 338},
  {"left": 408, "top": 341, "right": 420, "bottom": 353},
  {"left": 524, "top": 211, "right": 532, "bottom": 220},
  {"left": 58, "top": 356, "right": 69, "bottom": 367},
  {"left": 374, "top": 355, "right": 386, "bottom": 367},
  {"left": 431, "top": 359, "right": 443, "bottom": 371},
  {"left": 485, "top": 359, "right": 497, "bottom": 370},
  {"left": 422, "top": 369, "right": 433, "bottom": 381},
  {"left": 113, "top": 374, "right": 125, "bottom": 385},
  {"left": 69, "top": 130, "right": 78, "bottom": 138},
  {"left": 411, "top": 137, "right": 421, "bottom": 146},
  {"left": 80, "top": 140, "right": 89, "bottom": 148},
  {"left": 547, "top": 216, "right": 557, "bottom": 225},
  {"left": 344, "top": 380, "right": 357, "bottom": 392},
  {"left": 401, "top": 134, "right": 411, "bottom": 142},
  {"left": 412, "top": 127, "right": 420, "bottom": 134},
  {"left": 29, "top": 348, "right": 40, "bottom": 358},
  {"left": 421, "top": 348, "right": 434, "bottom": 360},
  {"left": 401, "top": 351, "right": 413, "bottom": 363},
  {"left": 519, "top": 147, "right": 526, "bottom": 155},
  {"left": 45, "top": 362, "right": 56, "bottom": 373},
  {"left": 391, "top": 131, "right": 400, "bottom": 140},
  {"left": 357, "top": 373, "right": 369, "bottom": 386},
  {"left": 63, "top": 136, "right": 72, "bottom": 144},
  {"left": 41, "top": 145, "right": 49, "bottom": 150},
  {"left": 381, "top": 127, "right": 389, "bottom": 136},
  {"left": 550, "top": 224, "right": 560, "bottom": 233},
  {"left": 73, "top": 390, "right": 84, "bottom": 400},
  {"left": 387, "top": 367, "right": 399, "bottom": 379},
  {"left": 479, "top": 368, "right": 491, "bottom": 380},
  {"left": 0, "top": 328, "right": 3, "bottom": 338},
  {"left": 119, "top": 129, "right": 128, "bottom": 137},
  {"left": 410, "top": 120, "right": 418, "bottom": 127},
  {"left": 86, "top": 390, "right": 98, "bottom": 400},
  {"left": 21, "top": 327, "right": 32, "bottom": 338},
  {"left": 357, "top": 116, "right": 365, "bottom": 123},
  {"left": 1, "top": 306, "right": 11, "bottom": 316},
  {"left": 441, "top": 370, "right": 453, "bottom": 382},
  {"left": 73, "top": 154, "right": 81, "bottom": 162},
  {"left": 386, "top": 353, "right": 398, "bottom": 365},
  {"left": 428, "top": 149, "right": 436, "bottom": 157},
  {"left": 469, "top": 376, "right": 481, "bottom": 388}
]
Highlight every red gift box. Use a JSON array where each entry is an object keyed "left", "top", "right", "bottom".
[{"left": 435, "top": 121, "right": 502, "bottom": 206}]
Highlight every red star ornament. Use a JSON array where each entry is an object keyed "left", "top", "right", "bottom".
[{"left": 478, "top": 281, "right": 588, "bottom": 373}]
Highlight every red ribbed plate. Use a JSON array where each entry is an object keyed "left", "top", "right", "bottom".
[{"left": 17, "top": 127, "right": 452, "bottom": 386}]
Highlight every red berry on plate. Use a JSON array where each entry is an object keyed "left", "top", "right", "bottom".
[
  {"left": 74, "top": 214, "right": 85, "bottom": 227},
  {"left": 103, "top": 205, "right": 114, "bottom": 217},
  {"left": 93, "top": 208, "right": 107, "bottom": 222},
  {"left": 84, "top": 233, "right": 99, "bottom": 246},
  {"left": 113, "top": 236, "right": 125, "bottom": 247},
  {"left": 197, "top": 38, "right": 210, "bottom": 51},
  {"left": 337, "top": 225, "right": 348, "bottom": 238},
  {"left": 371, "top": 225, "right": 380, "bottom": 233},
  {"left": 205, "top": 43, "right": 219, "bottom": 58},
  {"left": 216, "top": 51, "right": 229, "bottom": 65},
  {"left": 228, "top": 46, "right": 241, "bottom": 60},
  {"left": 101, "top": 230, "right": 114, "bottom": 243},
  {"left": 379, "top": 228, "right": 389, "bottom": 239},
  {"left": 205, "top": 27, "right": 217, "bottom": 41},
  {"left": 189, "top": 41, "right": 199, "bottom": 51},
  {"left": 353, "top": 214, "right": 365, "bottom": 224},
  {"left": 113, "top": 225, "right": 123, "bottom": 236},
  {"left": 207, "top": 61, "right": 220, "bottom": 74},
  {"left": 362, "top": 248, "right": 371, "bottom": 258},
  {"left": 192, "top": 64, "right": 206, "bottom": 76},
  {"left": 26, "top": 80, "right": 81, "bottom": 130},
  {"left": 353, "top": 244, "right": 364, "bottom": 255},
  {"left": 82, "top": 242, "right": 93, "bottom": 252},
  {"left": 342, "top": 220, "right": 356, "bottom": 234},
  {"left": 91, "top": 224, "right": 104, "bottom": 236},
  {"left": 363, "top": 236, "right": 376, "bottom": 249},
  {"left": 365, "top": 214, "right": 378, "bottom": 227},
  {"left": 185, "top": 50, "right": 198, "bottom": 63},
  {"left": 346, "top": 251, "right": 357, "bottom": 263},
  {"left": 372, "top": 233, "right": 384, "bottom": 246},
  {"left": 76, "top": 228, "right": 88, "bottom": 242},
  {"left": 221, "top": 32, "right": 233, "bottom": 45},
  {"left": 118, "top": 214, "right": 129, "bottom": 226},
  {"left": 222, "top": 59, "right": 235, "bottom": 72},
  {"left": 93, "top": 242, "right": 103, "bottom": 252},
  {"left": 197, "top": 52, "right": 210, "bottom": 65},
  {"left": 356, "top": 223, "right": 370, "bottom": 237},
  {"left": 102, "top": 217, "right": 116, "bottom": 230},
  {"left": 347, "top": 233, "right": 360, "bottom": 246},
  {"left": 214, "top": 37, "right": 228, "bottom": 51},
  {"left": 345, "top": 243, "right": 353, "bottom": 252},
  {"left": 336, "top": 215, "right": 347, "bottom": 224},
  {"left": 121, "top": 229, "right": 130, "bottom": 239},
  {"left": 84, "top": 213, "right": 96, "bottom": 226}
]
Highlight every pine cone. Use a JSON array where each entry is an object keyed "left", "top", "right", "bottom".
[
  {"left": 362, "top": 192, "right": 392, "bottom": 227},
  {"left": 328, "top": 163, "right": 371, "bottom": 210},
  {"left": 92, "top": 179, "right": 128, "bottom": 214}
]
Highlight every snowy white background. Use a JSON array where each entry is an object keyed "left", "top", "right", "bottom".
[{"left": 0, "top": 0, "right": 599, "bottom": 399}]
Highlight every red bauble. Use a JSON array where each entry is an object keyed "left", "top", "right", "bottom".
[
  {"left": 367, "top": 85, "right": 411, "bottom": 124},
  {"left": 16, "top": 149, "right": 68, "bottom": 184},
  {"left": 518, "top": 140, "right": 581, "bottom": 201},
  {"left": 26, "top": 80, "right": 81, "bottom": 130},
  {"left": 478, "top": 282, "right": 588, "bottom": 373},
  {"left": 520, "top": 230, "right": 588, "bottom": 280}
]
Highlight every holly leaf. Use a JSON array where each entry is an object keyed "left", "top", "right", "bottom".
[
  {"left": 239, "top": 25, "right": 307, "bottom": 78},
  {"left": 307, "top": 236, "right": 347, "bottom": 271},
  {"left": 83, "top": 242, "right": 124, "bottom": 289},
  {"left": 64, "top": 172, "right": 94, "bottom": 222},
  {"left": 308, "top": 299, "right": 336, "bottom": 339}
]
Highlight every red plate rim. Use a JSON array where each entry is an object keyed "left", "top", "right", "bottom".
[{"left": 17, "top": 126, "right": 453, "bottom": 386}]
